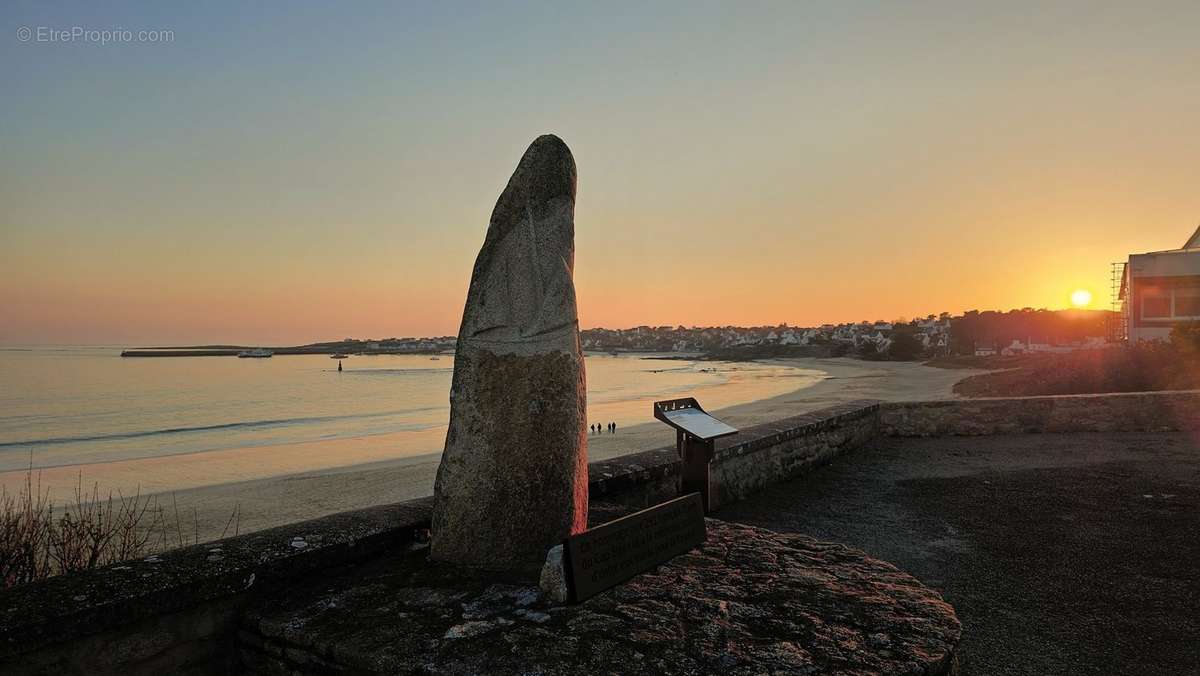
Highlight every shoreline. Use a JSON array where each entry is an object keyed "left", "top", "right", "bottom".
[{"left": 129, "top": 357, "right": 981, "bottom": 542}]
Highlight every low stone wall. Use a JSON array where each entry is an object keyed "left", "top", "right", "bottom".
[
  {"left": 0, "top": 401, "right": 882, "bottom": 674},
  {"left": 587, "top": 446, "right": 680, "bottom": 510},
  {"left": 712, "top": 402, "right": 879, "bottom": 507},
  {"left": 0, "top": 499, "right": 433, "bottom": 675},
  {"left": 881, "top": 390, "right": 1200, "bottom": 437}
]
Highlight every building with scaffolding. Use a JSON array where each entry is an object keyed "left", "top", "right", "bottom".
[{"left": 1114, "top": 225, "right": 1200, "bottom": 342}]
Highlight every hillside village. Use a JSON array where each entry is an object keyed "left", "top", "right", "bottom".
[
  {"left": 342, "top": 309, "right": 1112, "bottom": 360},
  {"left": 580, "top": 317, "right": 953, "bottom": 356},
  {"left": 578, "top": 309, "right": 1113, "bottom": 359}
]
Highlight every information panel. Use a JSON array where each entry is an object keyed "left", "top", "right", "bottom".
[
  {"left": 659, "top": 406, "right": 738, "bottom": 440},
  {"left": 564, "top": 493, "right": 707, "bottom": 602}
]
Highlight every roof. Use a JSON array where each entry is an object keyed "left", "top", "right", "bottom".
[
  {"left": 1185, "top": 224, "right": 1200, "bottom": 250},
  {"left": 1128, "top": 246, "right": 1200, "bottom": 278}
]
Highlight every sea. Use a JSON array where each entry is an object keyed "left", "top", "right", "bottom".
[{"left": 0, "top": 347, "right": 823, "bottom": 499}]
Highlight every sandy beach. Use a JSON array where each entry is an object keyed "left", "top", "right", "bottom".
[{"left": 155, "top": 358, "right": 980, "bottom": 542}]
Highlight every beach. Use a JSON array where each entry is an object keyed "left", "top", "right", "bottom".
[{"left": 151, "top": 358, "right": 980, "bottom": 542}]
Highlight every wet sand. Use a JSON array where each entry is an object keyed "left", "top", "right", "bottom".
[{"left": 149, "top": 358, "right": 980, "bottom": 542}]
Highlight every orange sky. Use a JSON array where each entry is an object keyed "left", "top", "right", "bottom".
[{"left": 3, "top": 3, "right": 1199, "bottom": 345}]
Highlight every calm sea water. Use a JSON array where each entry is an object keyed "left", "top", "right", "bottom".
[{"left": 0, "top": 347, "right": 819, "bottom": 483}]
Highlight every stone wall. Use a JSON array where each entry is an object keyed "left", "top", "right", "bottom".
[
  {"left": 0, "top": 499, "right": 433, "bottom": 675},
  {"left": 586, "top": 401, "right": 881, "bottom": 511},
  {"left": 880, "top": 390, "right": 1200, "bottom": 437},
  {"left": 712, "top": 402, "right": 880, "bottom": 507},
  {"left": 587, "top": 446, "right": 681, "bottom": 510}
]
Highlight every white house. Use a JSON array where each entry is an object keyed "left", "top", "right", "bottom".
[{"left": 1120, "top": 225, "right": 1200, "bottom": 342}]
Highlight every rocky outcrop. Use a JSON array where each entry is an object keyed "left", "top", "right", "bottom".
[
  {"left": 431, "top": 135, "right": 588, "bottom": 575},
  {"left": 241, "top": 520, "right": 961, "bottom": 674}
]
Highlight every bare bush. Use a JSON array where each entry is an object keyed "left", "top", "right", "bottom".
[
  {"left": 49, "top": 477, "right": 163, "bottom": 575},
  {"left": 0, "top": 468, "right": 239, "bottom": 589},
  {"left": 0, "top": 471, "right": 53, "bottom": 587}
]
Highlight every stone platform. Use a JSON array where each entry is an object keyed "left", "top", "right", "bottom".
[{"left": 240, "top": 520, "right": 960, "bottom": 674}]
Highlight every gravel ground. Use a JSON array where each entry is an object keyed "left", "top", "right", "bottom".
[{"left": 717, "top": 432, "right": 1200, "bottom": 675}]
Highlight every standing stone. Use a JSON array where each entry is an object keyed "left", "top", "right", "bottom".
[{"left": 431, "top": 135, "right": 587, "bottom": 575}]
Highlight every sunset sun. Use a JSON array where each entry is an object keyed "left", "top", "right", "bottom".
[{"left": 1070, "top": 289, "right": 1093, "bottom": 307}]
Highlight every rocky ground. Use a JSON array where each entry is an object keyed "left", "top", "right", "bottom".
[
  {"left": 718, "top": 432, "right": 1200, "bottom": 675},
  {"left": 241, "top": 519, "right": 959, "bottom": 674}
]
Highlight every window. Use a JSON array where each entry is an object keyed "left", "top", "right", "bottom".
[
  {"left": 1176, "top": 289, "right": 1200, "bottom": 319},
  {"left": 1143, "top": 293, "right": 1172, "bottom": 319},
  {"left": 1142, "top": 287, "right": 1200, "bottom": 320}
]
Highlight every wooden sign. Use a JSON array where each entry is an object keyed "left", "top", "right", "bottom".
[{"left": 564, "top": 493, "right": 707, "bottom": 602}]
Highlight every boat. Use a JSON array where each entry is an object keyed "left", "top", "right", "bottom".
[
  {"left": 237, "top": 348, "right": 273, "bottom": 358},
  {"left": 330, "top": 353, "right": 349, "bottom": 359}
]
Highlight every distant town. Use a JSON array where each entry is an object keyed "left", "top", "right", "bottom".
[
  {"left": 579, "top": 307, "right": 1111, "bottom": 359},
  {"left": 124, "top": 307, "right": 1113, "bottom": 361}
]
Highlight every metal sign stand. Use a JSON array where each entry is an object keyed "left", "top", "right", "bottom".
[{"left": 653, "top": 398, "right": 738, "bottom": 513}]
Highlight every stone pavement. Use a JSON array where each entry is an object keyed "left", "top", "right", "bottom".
[{"left": 718, "top": 432, "right": 1200, "bottom": 675}]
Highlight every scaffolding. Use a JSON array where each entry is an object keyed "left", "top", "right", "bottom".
[{"left": 1109, "top": 262, "right": 1128, "bottom": 343}]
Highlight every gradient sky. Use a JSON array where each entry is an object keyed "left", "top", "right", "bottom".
[{"left": 3, "top": 1, "right": 1199, "bottom": 345}]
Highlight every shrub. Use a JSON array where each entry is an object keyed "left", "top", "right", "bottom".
[
  {"left": 952, "top": 339, "right": 1200, "bottom": 397},
  {"left": 857, "top": 341, "right": 881, "bottom": 360},
  {"left": 1170, "top": 322, "right": 1200, "bottom": 357},
  {"left": 887, "top": 331, "right": 924, "bottom": 361},
  {"left": 0, "top": 468, "right": 239, "bottom": 589}
]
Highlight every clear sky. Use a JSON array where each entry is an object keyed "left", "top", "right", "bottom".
[{"left": 3, "top": 1, "right": 1198, "bottom": 345}]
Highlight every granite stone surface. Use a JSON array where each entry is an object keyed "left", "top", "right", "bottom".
[
  {"left": 241, "top": 519, "right": 961, "bottom": 675},
  {"left": 432, "top": 134, "right": 588, "bottom": 575}
]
